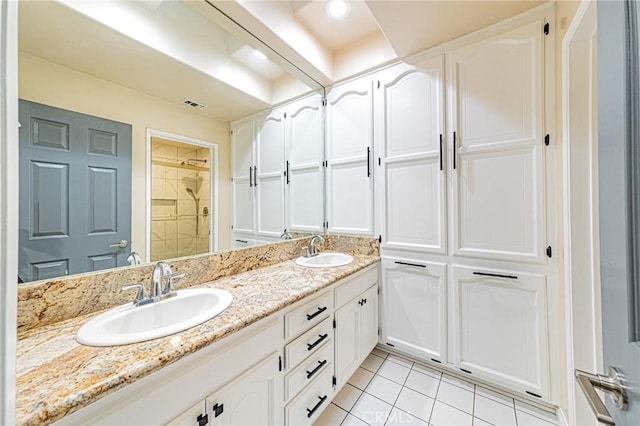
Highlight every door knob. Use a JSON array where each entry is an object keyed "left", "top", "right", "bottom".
[
  {"left": 109, "top": 239, "right": 128, "bottom": 248},
  {"left": 575, "top": 366, "right": 628, "bottom": 425}
]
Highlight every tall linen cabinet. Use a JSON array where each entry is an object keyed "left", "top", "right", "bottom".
[{"left": 370, "top": 10, "right": 558, "bottom": 403}]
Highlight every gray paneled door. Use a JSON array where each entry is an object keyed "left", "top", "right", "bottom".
[{"left": 18, "top": 100, "right": 132, "bottom": 283}]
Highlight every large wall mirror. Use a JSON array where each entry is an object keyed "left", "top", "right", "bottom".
[{"left": 17, "top": 0, "right": 325, "bottom": 284}]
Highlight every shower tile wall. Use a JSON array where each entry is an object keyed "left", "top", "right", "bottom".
[{"left": 151, "top": 140, "right": 210, "bottom": 261}]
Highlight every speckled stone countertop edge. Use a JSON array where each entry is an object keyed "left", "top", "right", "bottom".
[{"left": 15, "top": 255, "right": 381, "bottom": 426}]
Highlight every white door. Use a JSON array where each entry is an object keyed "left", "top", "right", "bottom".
[
  {"left": 360, "top": 285, "right": 379, "bottom": 356},
  {"left": 450, "top": 21, "right": 545, "bottom": 264},
  {"left": 255, "top": 110, "right": 285, "bottom": 239},
  {"left": 334, "top": 300, "right": 361, "bottom": 388},
  {"left": 285, "top": 94, "right": 324, "bottom": 233},
  {"left": 451, "top": 265, "right": 549, "bottom": 398},
  {"left": 326, "top": 78, "right": 374, "bottom": 236},
  {"left": 206, "top": 353, "right": 279, "bottom": 426},
  {"left": 231, "top": 120, "right": 256, "bottom": 235},
  {"left": 376, "top": 56, "right": 446, "bottom": 254},
  {"left": 381, "top": 258, "right": 447, "bottom": 363},
  {"left": 165, "top": 401, "right": 207, "bottom": 426}
]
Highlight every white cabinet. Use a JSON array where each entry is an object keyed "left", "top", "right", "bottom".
[
  {"left": 451, "top": 265, "right": 549, "bottom": 398},
  {"left": 325, "top": 78, "right": 374, "bottom": 236},
  {"left": 450, "top": 21, "right": 546, "bottom": 264},
  {"left": 285, "top": 94, "right": 324, "bottom": 233},
  {"left": 231, "top": 109, "right": 285, "bottom": 245},
  {"left": 380, "top": 257, "right": 447, "bottom": 363},
  {"left": 334, "top": 284, "right": 378, "bottom": 388},
  {"left": 206, "top": 353, "right": 280, "bottom": 426},
  {"left": 166, "top": 401, "right": 207, "bottom": 426},
  {"left": 231, "top": 119, "right": 256, "bottom": 237},
  {"left": 375, "top": 56, "right": 446, "bottom": 254}
]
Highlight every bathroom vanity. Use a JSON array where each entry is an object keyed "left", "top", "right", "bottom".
[{"left": 15, "top": 239, "right": 379, "bottom": 426}]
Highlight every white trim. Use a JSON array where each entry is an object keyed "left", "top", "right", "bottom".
[
  {"left": 0, "top": 0, "right": 18, "bottom": 423},
  {"left": 145, "top": 129, "right": 220, "bottom": 262},
  {"left": 561, "top": 1, "right": 600, "bottom": 424}
]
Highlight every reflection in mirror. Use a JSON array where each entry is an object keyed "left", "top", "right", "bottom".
[{"left": 17, "top": 0, "right": 325, "bottom": 284}]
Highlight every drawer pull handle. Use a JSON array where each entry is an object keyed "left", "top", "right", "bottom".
[
  {"left": 307, "top": 333, "right": 329, "bottom": 351},
  {"left": 395, "top": 261, "right": 426, "bottom": 268},
  {"left": 306, "top": 306, "right": 328, "bottom": 321},
  {"left": 307, "top": 395, "right": 328, "bottom": 418},
  {"left": 306, "top": 359, "right": 327, "bottom": 379},
  {"left": 473, "top": 271, "right": 518, "bottom": 280}
]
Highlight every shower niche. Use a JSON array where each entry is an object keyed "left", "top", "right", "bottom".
[{"left": 150, "top": 136, "right": 212, "bottom": 261}]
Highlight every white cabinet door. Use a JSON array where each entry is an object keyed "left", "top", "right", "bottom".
[
  {"left": 285, "top": 94, "right": 324, "bottom": 233},
  {"left": 231, "top": 120, "right": 256, "bottom": 235},
  {"left": 326, "top": 78, "right": 374, "bottom": 236},
  {"left": 451, "top": 265, "right": 549, "bottom": 398},
  {"left": 334, "top": 300, "right": 360, "bottom": 388},
  {"left": 450, "top": 21, "right": 545, "bottom": 263},
  {"left": 376, "top": 56, "right": 446, "bottom": 254},
  {"left": 256, "top": 110, "right": 285, "bottom": 239},
  {"left": 360, "top": 285, "right": 379, "bottom": 356},
  {"left": 381, "top": 258, "right": 447, "bottom": 363},
  {"left": 206, "top": 353, "right": 280, "bottom": 426}
]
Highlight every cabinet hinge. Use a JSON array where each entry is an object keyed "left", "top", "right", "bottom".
[
  {"left": 378, "top": 327, "right": 381, "bottom": 336},
  {"left": 322, "top": 99, "right": 327, "bottom": 107},
  {"left": 333, "top": 319, "right": 336, "bottom": 329},
  {"left": 230, "top": 130, "right": 233, "bottom": 135},
  {"left": 378, "top": 235, "right": 382, "bottom": 243},
  {"left": 526, "top": 391, "right": 542, "bottom": 399},
  {"left": 544, "top": 22, "right": 550, "bottom": 35},
  {"left": 197, "top": 413, "right": 209, "bottom": 426},
  {"left": 278, "top": 355, "right": 282, "bottom": 372},
  {"left": 212, "top": 403, "right": 224, "bottom": 418},
  {"left": 546, "top": 245, "right": 552, "bottom": 258},
  {"left": 231, "top": 225, "right": 234, "bottom": 230},
  {"left": 325, "top": 221, "right": 329, "bottom": 229},
  {"left": 460, "top": 368, "right": 472, "bottom": 374},
  {"left": 284, "top": 112, "right": 287, "bottom": 119},
  {"left": 544, "top": 134, "right": 550, "bottom": 146},
  {"left": 377, "top": 80, "right": 381, "bottom": 89},
  {"left": 332, "top": 376, "right": 337, "bottom": 386}
]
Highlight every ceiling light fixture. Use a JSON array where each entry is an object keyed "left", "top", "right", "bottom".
[
  {"left": 326, "top": 0, "right": 351, "bottom": 19},
  {"left": 252, "top": 49, "right": 268, "bottom": 61}
]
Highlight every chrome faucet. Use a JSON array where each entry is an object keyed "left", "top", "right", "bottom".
[
  {"left": 280, "top": 230, "right": 293, "bottom": 240},
  {"left": 304, "top": 235, "right": 325, "bottom": 258},
  {"left": 126, "top": 251, "right": 142, "bottom": 265},
  {"left": 122, "top": 262, "right": 184, "bottom": 306}
]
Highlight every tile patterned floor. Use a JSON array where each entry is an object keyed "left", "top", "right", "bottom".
[{"left": 315, "top": 348, "right": 560, "bottom": 426}]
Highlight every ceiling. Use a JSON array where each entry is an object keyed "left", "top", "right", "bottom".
[{"left": 18, "top": 0, "right": 547, "bottom": 122}]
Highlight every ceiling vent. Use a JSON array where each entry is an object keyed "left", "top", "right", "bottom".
[{"left": 181, "top": 98, "right": 207, "bottom": 110}]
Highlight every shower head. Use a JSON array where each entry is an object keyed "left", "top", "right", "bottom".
[{"left": 186, "top": 188, "right": 198, "bottom": 201}]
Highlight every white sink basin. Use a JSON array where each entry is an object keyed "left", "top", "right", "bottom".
[
  {"left": 295, "top": 252, "right": 354, "bottom": 268},
  {"left": 76, "top": 288, "right": 233, "bottom": 346}
]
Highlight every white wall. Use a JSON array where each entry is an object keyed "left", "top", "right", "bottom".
[{"left": 18, "top": 54, "right": 233, "bottom": 257}]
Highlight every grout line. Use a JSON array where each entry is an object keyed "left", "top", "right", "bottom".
[{"left": 427, "top": 372, "right": 443, "bottom": 425}]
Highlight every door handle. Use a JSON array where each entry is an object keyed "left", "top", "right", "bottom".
[
  {"left": 109, "top": 239, "right": 128, "bottom": 248},
  {"left": 366, "top": 147, "right": 371, "bottom": 177},
  {"left": 575, "top": 366, "right": 628, "bottom": 425}
]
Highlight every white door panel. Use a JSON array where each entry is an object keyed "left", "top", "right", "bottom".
[
  {"left": 361, "top": 286, "right": 379, "bottom": 356},
  {"left": 382, "top": 258, "right": 447, "bottom": 362},
  {"left": 288, "top": 166, "right": 323, "bottom": 232},
  {"left": 385, "top": 157, "right": 444, "bottom": 252},
  {"left": 257, "top": 113, "right": 284, "bottom": 175},
  {"left": 452, "top": 22, "right": 541, "bottom": 148},
  {"left": 451, "top": 265, "right": 549, "bottom": 397},
  {"left": 335, "top": 302, "right": 360, "bottom": 388},
  {"left": 256, "top": 176, "right": 284, "bottom": 238},
  {"left": 326, "top": 161, "right": 372, "bottom": 235},
  {"left": 457, "top": 145, "right": 540, "bottom": 261},
  {"left": 232, "top": 178, "right": 254, "bottom": 235},
  {"left": 231, "top": 121, "right": 255, "bottom": 178}
]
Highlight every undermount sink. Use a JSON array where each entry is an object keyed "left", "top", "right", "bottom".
[
  {"left": 295, "top": 252, "right": 354, "bottom": 268},
  {"left": 76, "top": 288, "right": 233, "bottom": 346}
]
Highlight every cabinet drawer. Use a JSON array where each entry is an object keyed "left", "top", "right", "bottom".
[
  {"left": 285, "top": 317, "right": 332, "bottom": 370},
  {"left": 284, "top": 291, "right": 332, "bottom": 340},
  {"left": 285, "top": 341, "right": 333, "bottom": 401},
  {"left": 335, "top": 266, "right": 378, "bottom": 308},
  {"left": 285, "top": 366, "right": 334, "bottom": 426}
]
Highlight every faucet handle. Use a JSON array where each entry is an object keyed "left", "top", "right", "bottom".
[
  {"left": 164, "top": 272, "right": 185, "bottom": 295},
  {"left": 122, "top": 283, "right": 146, "bottom": 304},
  {"left": 302, "top": 247, "right": 311, "bottom": 258}
]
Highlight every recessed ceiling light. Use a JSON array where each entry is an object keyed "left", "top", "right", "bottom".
[{"left": 326, "top": 0, "right": 350, "bottom": 19}]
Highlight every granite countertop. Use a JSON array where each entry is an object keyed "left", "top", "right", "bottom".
[{"left": 15, "top": 254, "right": 380, "bottom": 426}]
